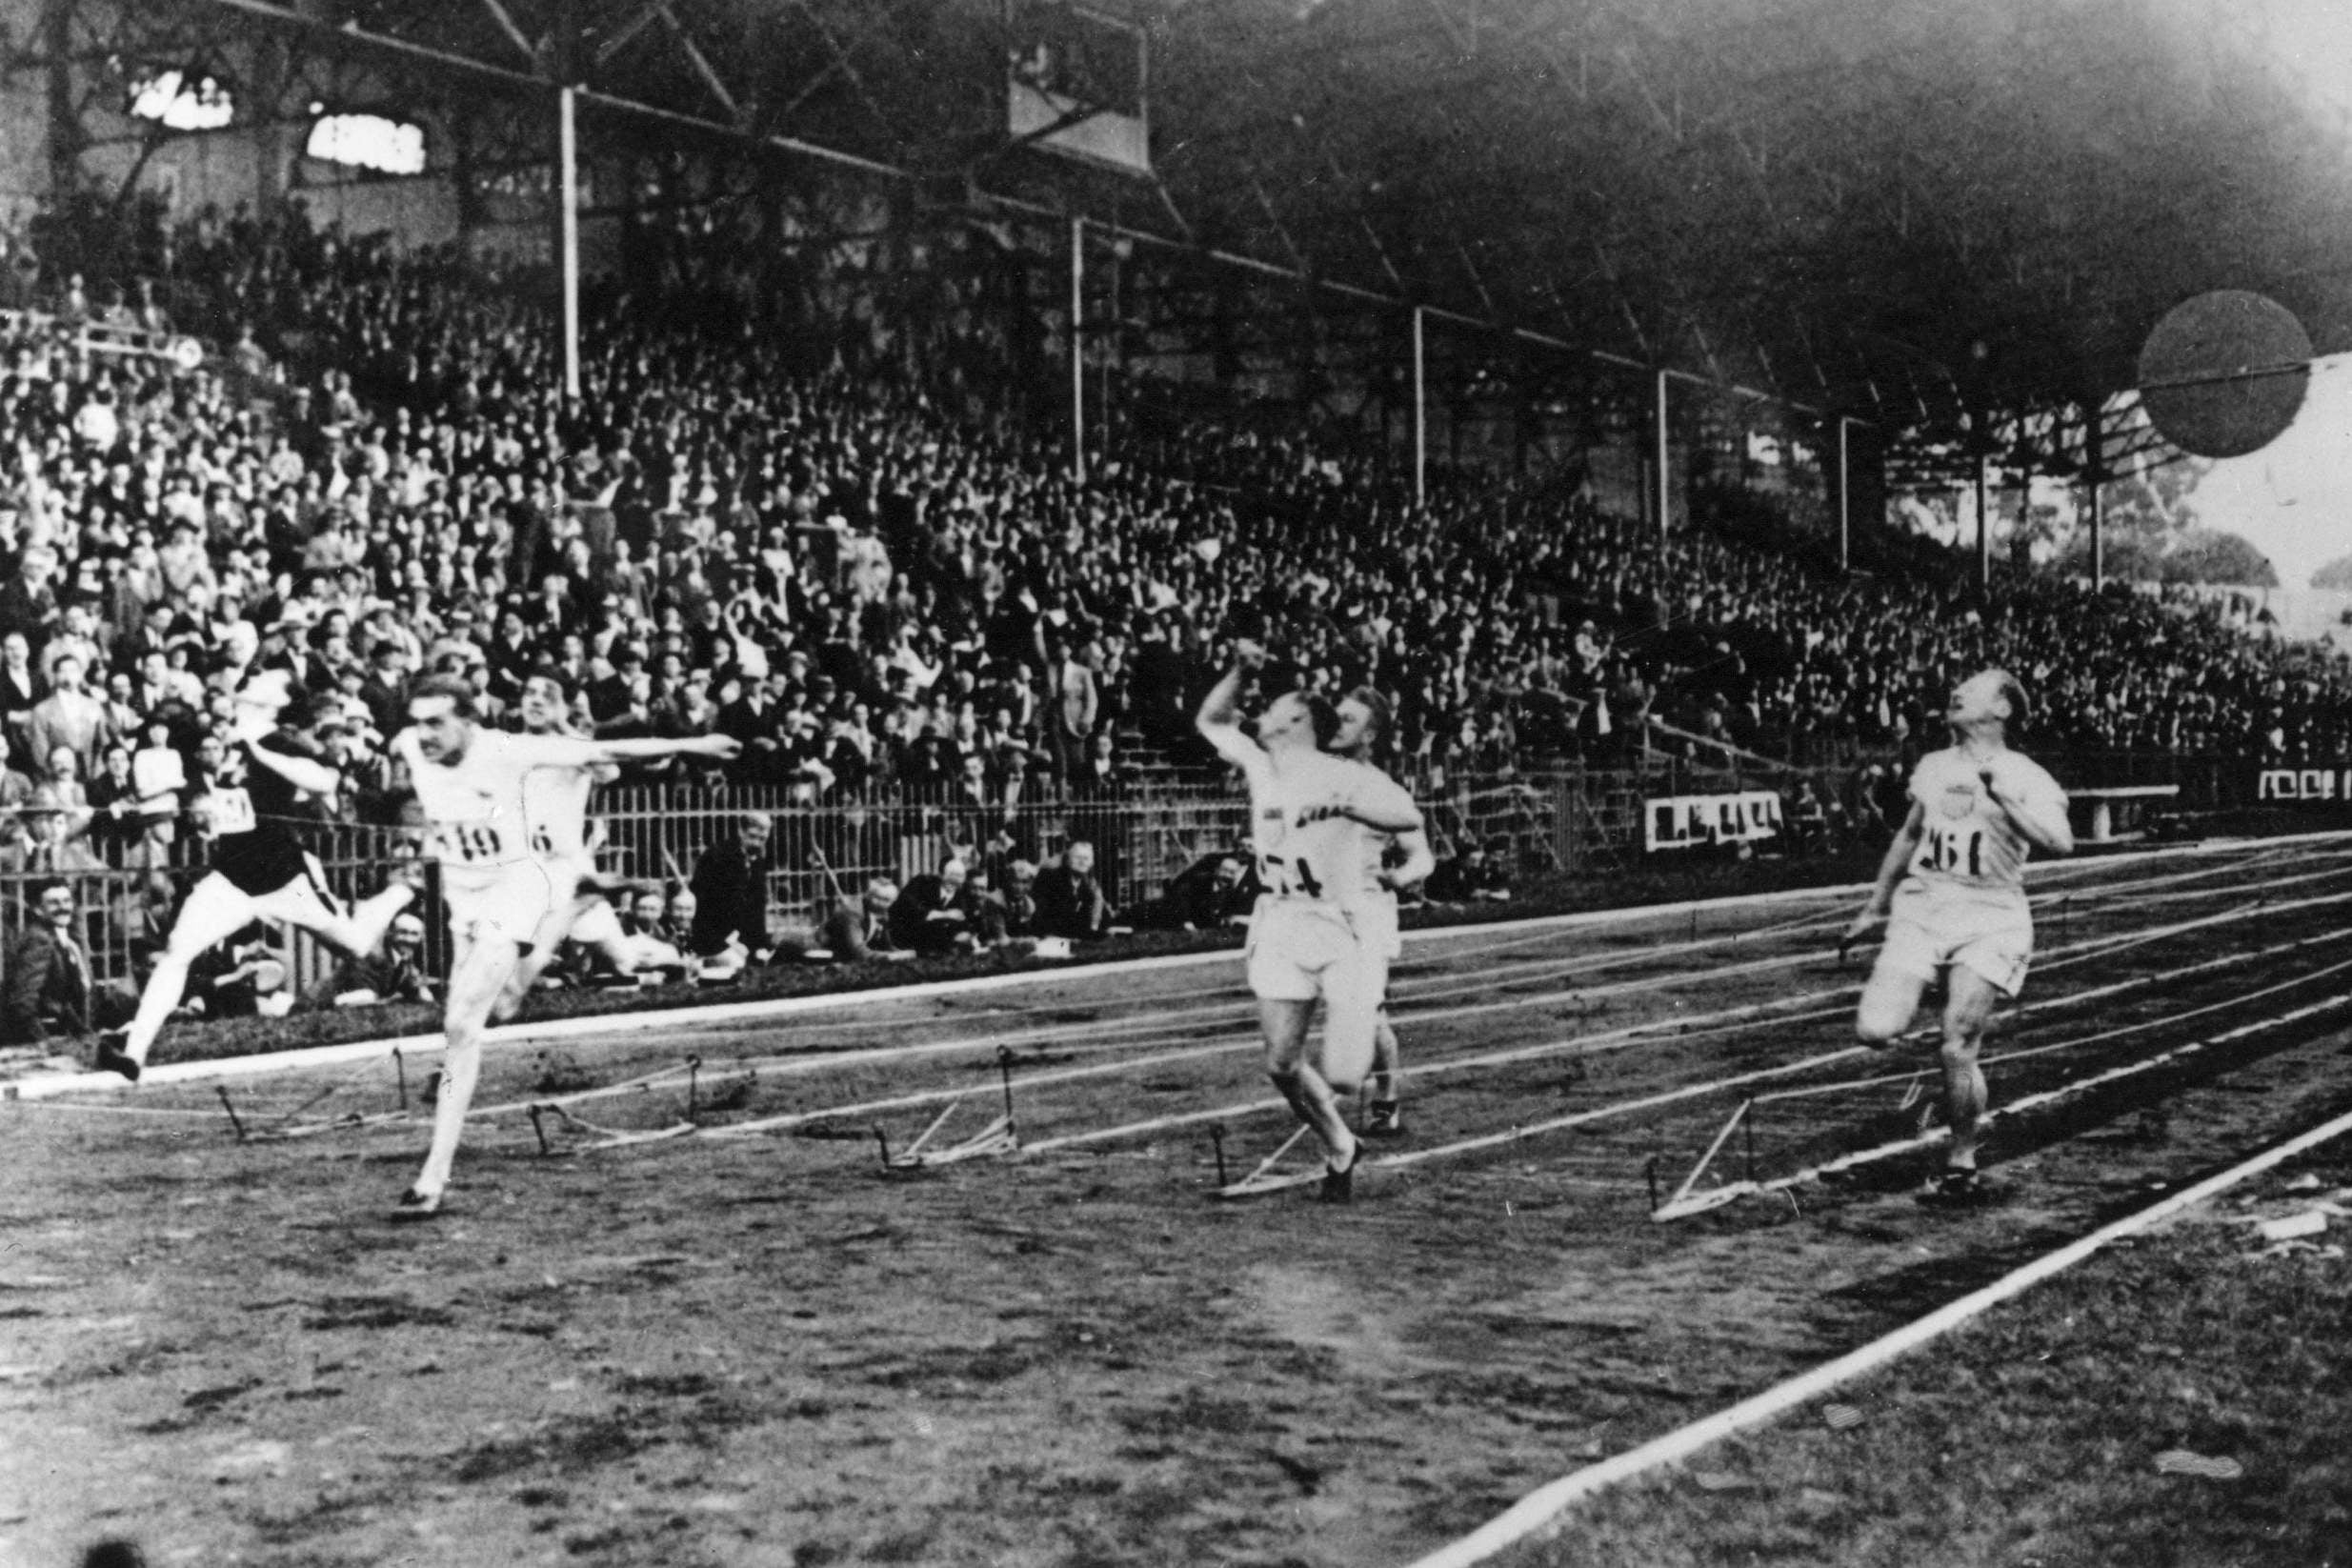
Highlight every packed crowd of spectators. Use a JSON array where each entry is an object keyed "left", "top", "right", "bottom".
[{"left": 0, "top": 181, "right": 2349, "bottom": 941}]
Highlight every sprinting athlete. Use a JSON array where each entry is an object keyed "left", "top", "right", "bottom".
[
  {"left": 1842, "top": 668, "right": 2072, "bottom": 1205},
  {"left": 96, "top": 673, "right": 417, "bottom": 1082},
  {"left": 1329, "top": 685, "right": 1436, "bottom": 1139},
  {"left": 1197, "top": 643, "right": 1425, "bottom": 1202},
  {"left": 493, "top": 670, "right": 682, "bottom": 1022},
  {"left": 390, "top": 674, "right": 738, "bottom": 1219}
]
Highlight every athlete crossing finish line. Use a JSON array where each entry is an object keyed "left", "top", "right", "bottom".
[
  {"left": 1842, "top": 669, "right": 2074, "bottom": 1206},
  {"left": 391, "top": 673, "right": 740, "bottom": 1220},
  {"left": 1197, "top": 640, "right": 1426, "bottom": 1202}
]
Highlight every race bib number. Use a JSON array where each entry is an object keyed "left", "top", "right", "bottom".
[
  {"left": 1920, "top": 825, "right": 1984, "bottom": 878},
  {"left": 1258, "top": 851, "right": 1326, "bottom": 898},
  {"left": 433, "top": 819, "right": 515, "bottom": 865},
  {"left": 205, "top": 788, "right": 256, "bottom": 836}
]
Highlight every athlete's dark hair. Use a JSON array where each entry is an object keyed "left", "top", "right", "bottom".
[
  {"left": 1301, "top": 692, "right": 1342, "bottom": 750},
  {"left": 1345, "top": 685, "right": 1394, "bottom": 746},
  {"left": 288, "top": 692, "right": 346, "bottom": 733},
  {"left": 408, "top": 673, "right": 477, "bottom": 718},
  {"left": 1991, "top": 670, "right": 2030, "bottom": 730}
]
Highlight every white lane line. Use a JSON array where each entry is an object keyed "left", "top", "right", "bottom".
[{"left": 1401, "top": 1083, "right": 2352, "bottom": 1568}]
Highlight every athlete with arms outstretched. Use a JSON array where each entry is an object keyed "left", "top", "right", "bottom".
[
  {"left": 391, "top": 674, "right": 738, "bottom": 1218},
  {"left": 493, "top": 669, "right": 684, "bottom": 1021}
]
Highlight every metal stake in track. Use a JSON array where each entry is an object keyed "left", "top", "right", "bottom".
[
  {"left": 996, "top": 1047, "right": 1019, "bottom": 1148},
  {"left": 1650, "top": 1097, "right": 1753, "bottom": 1220},
  {"left": 392, "top": 1047, "right": 409, "bottom": 1111},
  {"left": 1215, "top": 1124, "right": 1313, "bottom": 1198},
  {"left": 216, "top": 1087, "right": 247, "bottom": 1142}
]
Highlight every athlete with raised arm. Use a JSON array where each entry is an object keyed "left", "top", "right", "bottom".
[
  {"left": 1842, "top": 669, "right": 2073, "bottom": 1205},
  {"left": 390, "top": 674, "right": 739, "bottom": 1218},
  {"left": 1197, "top": 643, "right": 1425, "bottom": 1202},
  {"left": 96, "top": 673, "right": 417, "bottom": 1082},
  {"left": 1329, "top": 685, "right": 1436, "bottom": 1139},
  {"left": 492, "top": 669, "right": 683, "bottom": 1022}
]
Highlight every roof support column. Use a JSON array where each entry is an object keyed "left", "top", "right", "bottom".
[
  {"left": 1974, "top": 442, "right": 1991, "bottom": 593},
  {"left": 553, "top": 0, "right": 582, "bottom": 399},
  {"left": 1069, "top": 215, "right": 1086, "bottom": 483},
  {"left": 1412, "top": 305, "right": 1427, "bottom": 509},
  {"left": 1835, "top": 416, "right": 1855, "bottom": 573},
  {"left": 1655, "top": 368, "right": 1672, "bottom": 550},
  {"left": 2084, "top": 406, "right": 2106, "bottom": 591}
]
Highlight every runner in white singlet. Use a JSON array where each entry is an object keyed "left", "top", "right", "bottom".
[
  {"left": 1843, "top": 669, "right": 2073, "bottom": 1204},
  {"left": 389, "top": 674, "right": 739, "bottom": 1220},
  {"left": 1329, "top": 685, "right": 1436, "bottom": 1140},
  {"left": 491, "top": 672, "right": 683, "bottom": 1023},
  {"left": 1197, "top": 644, "right": 1424, "bottom": 1202}
]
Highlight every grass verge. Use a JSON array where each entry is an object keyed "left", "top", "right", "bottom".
[{"left": 1503, "top": 1147, "right": 2352, "bottom": 1568}]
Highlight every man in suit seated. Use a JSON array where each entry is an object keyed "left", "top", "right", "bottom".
[
  {"left": 1157, "top": 851, "right": 1257, "bottom": 932},
  {"left": 1034, "top": 839, "right": 1115, "bottom": 942},
  {"left": 779, "top": 875, "right": 914, "bottom": 964},
  {"left": 0, "top": 878, "right": 130, "bottom": 1056},
  {"left": 888, "top": 857, "right": 980, "bottom": 956},
  {"left": 300, "top": 911, "right": 437, "bottom": 1010},
  {"left": 1427, "top": 840, "right": 1515, "bottom": 903}
]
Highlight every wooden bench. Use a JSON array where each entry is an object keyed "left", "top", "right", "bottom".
[{"left": 2072, "top": 785, "right": 2180, "bottom": 843}]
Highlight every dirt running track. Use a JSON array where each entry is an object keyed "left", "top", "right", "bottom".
[{"left": 8, "top": 839, "right": 2352, "bottom": 1568}]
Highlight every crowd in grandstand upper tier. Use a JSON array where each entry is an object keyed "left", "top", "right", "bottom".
[{"left": 0, "top": 189, "right": 2349, "bottom": 871}]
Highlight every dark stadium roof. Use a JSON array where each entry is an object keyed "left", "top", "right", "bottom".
[{"left": 168, "top": 0, "right": 2352, "bottom": 447}]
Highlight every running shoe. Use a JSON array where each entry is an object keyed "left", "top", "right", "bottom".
[
  {"left": 91, "top": 1032, "right": 140, "bottom": 1084},
  {"left": 1319, "top": 1146, "right": 1361, "bottom": 1205},
  {"left": 391, "top": 1187, "right": 443, "bottom": 1222},
  {"left": 1362, "top": 1100, "right": 1406, "bottom": 1139}
]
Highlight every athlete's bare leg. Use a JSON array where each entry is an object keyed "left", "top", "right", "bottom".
[
  {"left": 1937, "top": 967, "right": 2002, "bottom": 1173},
  {"left": 1363, "top": 1011, "right": 1404, "bottom": 1134},
  {"left": 289, "top": 882, "right": 416, "bottom": 966},
  {"left": 398, "top": 931, "right": 525, "bottom": 1216},
  {"left": 1259, "top": 996, "right": 1358, "bottom": 1182},
  {"left": 111, "top": 876, "right": 258, "bottom": 1071},
  {"left": 1855, "top": 958, "right": 1931, "bottom": 1049}
]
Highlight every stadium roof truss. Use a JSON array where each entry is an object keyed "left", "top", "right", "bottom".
[{"left": 27, "top": 0, "right": 2352, "bottom": 482}]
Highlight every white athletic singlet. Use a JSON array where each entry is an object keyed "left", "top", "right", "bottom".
[
  {"left": 1214, "top": 737, "right": 1417, "bottom": 917},
  {"left": 396, "top": 728, "right": 608, "bottom": 889},
  {"left": 1902, "top": 746, "right": 2067, "bottom": 909}
]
